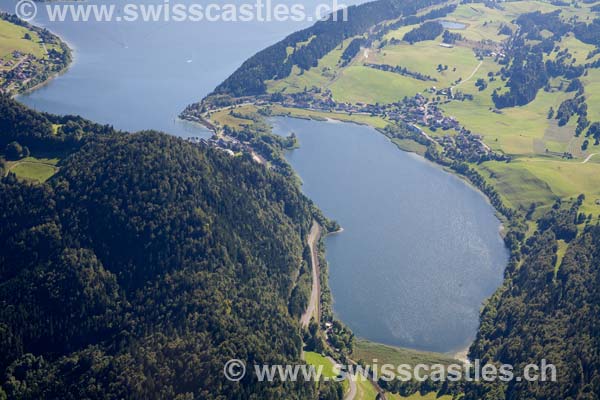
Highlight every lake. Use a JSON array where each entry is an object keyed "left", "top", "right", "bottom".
[
  {"left": 0, "top": 0, "right": 362, "bottom": 137},
  {"left": 440, "top": 20, "right": 467, "bottom": 30},
  {"left": 272, "top": 117, "right": 507, "bottom": 352},
  {"left": 1, "top": 0, "right": 508, "bottom": 353}
]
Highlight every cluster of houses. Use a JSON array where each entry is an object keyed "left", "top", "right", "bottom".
[
  {"left": 0, "top": 52, "right": 36, "bottom": 93},
  {"left": 271, "top": 89, "right": 507, "bottom": 162},
  {"left": 439, "top": 130, "right": 507, "bottom": 163},
  {"left": 187, "top": 135, "right": 263, "bottom": 160},
  {"left": 187, "top": 136, "right": 241, "bottom": 156},
  {"left": 185, "top": 79, "right": 506, "bottom": 164},
  {"left": 0, "top": 47, "right": 65, "bottom": 94},
  {"left": 386, "top": 93, "right": 462, "bottom": 130},
  {"left": 268, "top": 88, "right": 465, "bottom": 133}
]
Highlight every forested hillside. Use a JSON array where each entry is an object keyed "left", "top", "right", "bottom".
[
  {"left": 0, "top": 129, "right": 321, "bottom": 399},
  {"left": 210, "top": 0, "right": 447, "bottom": 97},
  {"left": 0, "top": 94, "right": 114, "bottom": 151},
  {"left": 467, "top": 201, "right": 600, "bottom": 399}
]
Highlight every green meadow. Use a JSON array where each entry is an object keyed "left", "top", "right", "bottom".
[
  {"left": 330, "top": 65, "right": 427, "bottom": 104},
  {"left": 355, "top": 377, "right": 379, "bottom": 400},
  {"left": 270, "top": 105, "right": 390, "bottom": 129},
  {"left": 0, "top": 19, "right": 45, "bottom": 61},
  {"left": 352, "top": 339, "right": 458, "bottom": 400},
  {"left": 6, "top": 156, "right": 60, "bottom": 182},
  {"left": 225, "top": 0, "right": 600, "bottom": 216},
  {"left": 304, "top": 352, "right": 338, "bottom": 379},
  {"left": 373, "top": 40, "right": 479, "bottom": 88},
  {"left": 352, "top": 339, "right": 458, "bottom": 368}
]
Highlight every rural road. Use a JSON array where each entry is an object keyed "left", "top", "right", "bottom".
[
  {"left": 325, "top": 357, "right": 358, "bottom": 400},
  {"left": 344, "top": 373, "right": 357, "bottom": 400},
  {"left": 300, "top": 221, "right": 321, "bottom": 329}
]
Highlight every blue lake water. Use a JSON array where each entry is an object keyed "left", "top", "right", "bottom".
[
  {"left": 0, "top": 0, "right": 362, "bottom": 137},
  {"left": 272, "top": 117, "right": 507, "bottom": 352},
  {"left": 440, "top": 20, "right": 467, "bottom": 30},
  {"left": 1, "top": 0, "right": 508, "bottom": 352}
]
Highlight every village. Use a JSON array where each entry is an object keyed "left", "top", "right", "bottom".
[
  {"left": 0, "top": 51, "right": 38, "bottom": 92},
  {"left": 1, "top": 46, "right": 70, "bottom": 94},
  {"left": 183, "top": 81, "right": 507, "bottom": 165}
]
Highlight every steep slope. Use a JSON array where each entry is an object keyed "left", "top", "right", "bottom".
[
  {"left": 0, "top": 131, "right": 319, "bottom": 399},
  {"left": 467, "top": 208, "right": 600, "bottom": 399}
]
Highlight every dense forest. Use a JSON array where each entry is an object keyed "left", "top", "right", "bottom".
[
  {"left": 0, "top": 104, "right": 331, "bottom": 398},
  {"left": 466, "top": 199, "right": 600, "bottom": 400},
  {"left": 375, "top": 200, "right": 600, "bottom": 400},
  {"left": 492, "top": 11, "right": 579, "bottom": 109},
  {"left": 0, "top": 94, "right": 115, "bottom": 152},
  {"left": 402, "top": 21, "right": 444, "bottom": 44},
  {"left": 340, "top": 38, "right": 368, "bottom": 66}
]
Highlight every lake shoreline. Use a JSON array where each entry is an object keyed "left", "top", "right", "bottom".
[
  {"left": 273, "top": 111, "right": 509, "bottom": 356},
  {"left": 273, "top": 115, "right": 507, "bottom": 354},
  {"left": 12, "top": 8, "right": 507, "bottom": 362},
  {"left": 1, "top": 14, "right": 73, "bottom": 98},
  {"left": 274, "top": 110, "right": 510, "bottom": 227}
]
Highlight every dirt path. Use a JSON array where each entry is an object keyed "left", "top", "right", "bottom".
[
  {"left": 453, "top": 60, "right": 483, "bottom": 89},
  {"left": 300, "top": 221, "right": 321, "bottom": 329},
  {"left": 582, "top": 153, "right": 599, "bottom": 164}
]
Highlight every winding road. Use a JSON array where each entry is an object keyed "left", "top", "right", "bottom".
[{"left": 300, "top": 221, "right": 322, "bottom": 329}]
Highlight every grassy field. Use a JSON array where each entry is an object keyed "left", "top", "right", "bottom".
[
  {"left": 0, "top": 19, "right": 45, "bottom": 61},
  {"left": 258, "top": 0, "right": 600, "bottom": 216},
  {"left": 271, "top": 105, "right": 390, "bottom": 129},
  {"left": 477, "top": 158, "right": 600, "bottom": 215},
  {"left": 267, "top": 37, "right": 357, "bottom": 94},
  {"left": 517, "top": 158, "right": 600, "bottom": 215},
  {"left": 391, "top": 138, "right": 428, "bottom": 155},
  {"left": 555, "top": 239, "right": 568, "bottom": 273},
  {"left": 7, "top": 156, "right": 59, "bottom": 182},
  {"left": 445, "top": 3, "right": 515, "bottom": 42},
  {"left": 352, "top": 339, "right": 458, "bottom": 367},
  {"left": 548, "top": 33, "right": 599, "bottom": 66},
  {"left": 352, "top": 340, "right": 457, "bottom": 400},
  {"left": 330, "top": 65, "right": 427, "bottom": 104},
  {"left": 210, "top": 105, "right": 259, "bottom": 130},
  {"left": 382, "top": 24, "right": 418, "bottom": 42},
  {"left": 355, "top": 377, "right": 379, "bottom": 400},
  {"left": 475, "top": 160, "right": 558, "bottom": 212},
  {"left": 373, "top": 40, "right": 479, "bottom": 88},
  {"left": 304, "top": 352, "right": 338, "bottom": 379},
  {"left": 582, "top": 69, "right": 600, "bottom": 123},
  {"left": 442, "top": 88, "right": 574, "bottom": 156}
]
